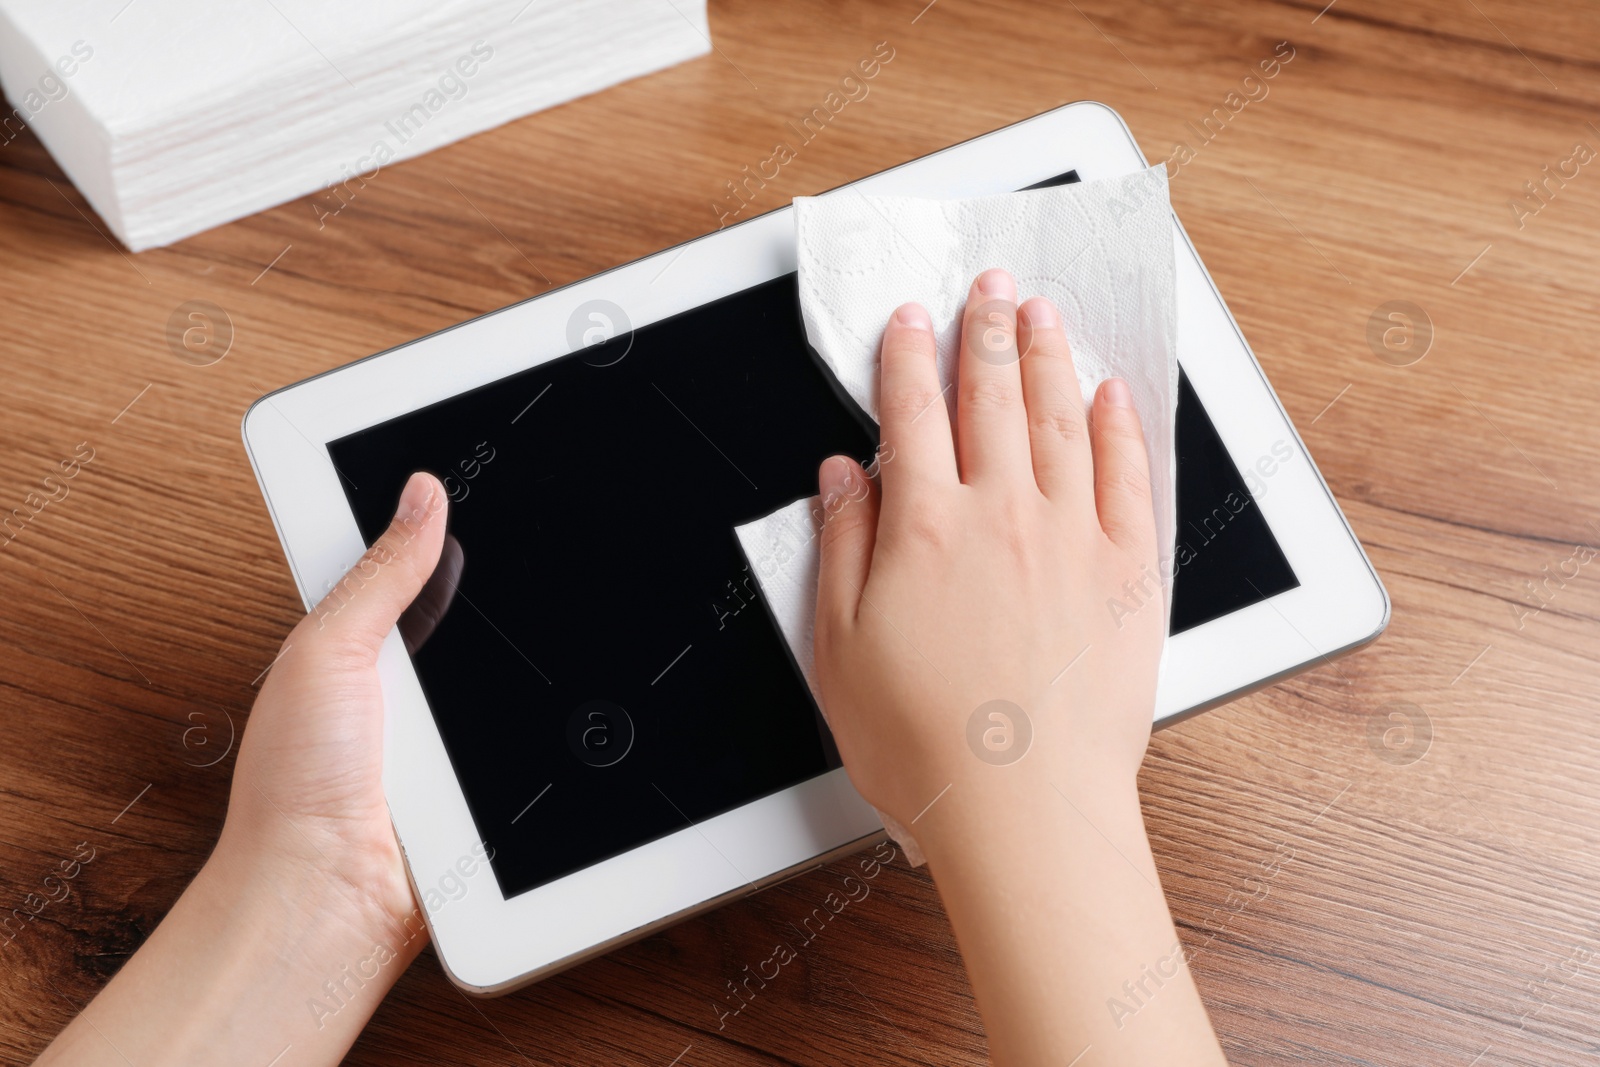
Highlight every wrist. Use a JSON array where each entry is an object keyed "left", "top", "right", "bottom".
[
  {"left": 36, "top": 830, "right": 426, "bottom": 1067},
  {"left": 905, "top": 752, "right": 1210, "bottom": 1066},
  {"left": 198, "top": 830, "right": 429, "bottom": 1037},
  {"left": 212, "top": 791, "right": 422, "bottom": 949},
  {"left": 858, "top": 687, "right": 1153, "bottom": 838},
  {"left": 206, "top": 823, "right": 428, "bottom": 967},
  {"left": 911, "top": 754, "right": 1146, "bottom": 872}
]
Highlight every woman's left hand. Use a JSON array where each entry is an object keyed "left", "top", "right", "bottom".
[
  {"left": 36, "top": 471, "right": 449, "bottom": 1067},
  {"left": 218, "top": 470, "right": 449, "bottom": 944}
]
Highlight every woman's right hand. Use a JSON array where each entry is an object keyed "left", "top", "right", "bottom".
[
  {"left": 811, "top": 269, "right": 1224, "bottom": 1067},
  {"left": 812, "top": 268, "right": 1166, "bottom": 830}
]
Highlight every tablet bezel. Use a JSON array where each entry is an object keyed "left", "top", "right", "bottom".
[{"left": 242, "top": 100, "right": 1388, "bottom": 994}]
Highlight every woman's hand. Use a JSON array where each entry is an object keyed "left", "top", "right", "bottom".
[
  {"left": 218, "top": 470, "right": 449, "bottom": 941},
  {"left": 812, "top": 269, "right": 1224, "bottom": 1067},
  {"left": 37, "top": 472, "right": 449, "bottom": 1067},
  {"left": 814, "top": 268, "right": 1165, "bottom": 829}
]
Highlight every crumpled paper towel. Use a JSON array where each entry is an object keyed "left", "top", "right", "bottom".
[{"left": 735, "top": 166, "right": 1178, "bottom": 865}]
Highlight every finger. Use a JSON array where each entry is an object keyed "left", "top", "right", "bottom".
[
  {"left": 876, "top": 302, "right": 957, "bottom": 494},
  {"left": 310, "top": 471, "right": 450, "bottom": 659},
  {"left": 815, "top": 455, "right": 880, "bottom": 628},
  {"left": 1090, "top": 379, "right": 1157, "bottom": 552},
  {"left": 955, "top": 269, "right": 1032, "bottom": 485},
  {"left": 1017, "top": 296, "right": 1093, "bottom": 501}
]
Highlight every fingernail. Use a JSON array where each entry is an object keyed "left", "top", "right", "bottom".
[
  {"left": 976, "top": 268, "right": 1017, "bottom": 301},
  {"left": 1102, "top": 377, "right": 1133, "bottom": 408},
  {"left": 894, "top": 302, "right": 932, "bottom": 330},
  {"left": 398, "top": 471, "right": 436, "bottom": 518},
  {"left": 1019, "top": 297, "right": 1059, "bottom": 329},
  {"left": 818, "top": 456, "right": 851, "bottom": 508}
]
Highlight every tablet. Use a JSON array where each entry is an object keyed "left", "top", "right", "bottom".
[{"left": 242, "top": 101, "right": 1388, "bottom": 995}]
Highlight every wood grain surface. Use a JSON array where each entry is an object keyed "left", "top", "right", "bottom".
[{"left": 3, "top": 0, "right": 1599, "bottom": 1063}]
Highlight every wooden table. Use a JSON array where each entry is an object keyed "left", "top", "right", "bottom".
[{"left": 4, "top": 0, "right": 1598, "bottom": 1063}]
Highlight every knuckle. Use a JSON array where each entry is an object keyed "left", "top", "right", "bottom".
[
  {"left": 1107, "top": 516, "right": 1157, "bottom": 552},
  {"left": 818, "top": 507, "right": 861, "bottom": 552},
  {"left": 882, "top": 328, "right": 934, "bottom": 364},
  {"left": 818, "top": 491, "right": 873, "bottom": 549},
  {"left": 1114, "top": 467, "right": 1152, "bottom": 499},
  {"left": 1020, "top": 328, "right": 1071, "bottom": 363},
  {"left": 397, "top": 544, "right": 435, "bottom": 592},
  {"left": 989, "top": 493, "right": 1037, "bottom": 557},
  {"left": 879, "top": 385, "right": 944, "bottom": 425},
  {"left": 961, "top": 375, "right": 1020, "bottom": 412},
  {"left": 965, "top": 302, "right": 1016, "bottom": 339},
  {"left": 298, "top": 620, "right": 379, "bottom": 672},
  {"left": 1099, "top": 402, "right": 1147, "bottom": 442},
  {"left": 888, "top": 499, "right": 950, "bottom": 553},
  {"left": 1029, "top": 405, "right": 1087, "bottom": 446},
  {"left": 343, "top": 627, "right": 389, "bottom": 665},
  {"left": 377, "top": 519, "right": 434, "bottom": 586}
]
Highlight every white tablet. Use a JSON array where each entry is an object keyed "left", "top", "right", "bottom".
[{"left": 243, "top": 101, "right": 1388, "bottom": 995}]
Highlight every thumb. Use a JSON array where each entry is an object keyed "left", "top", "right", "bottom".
[
  {"left": 815, "top": 455, "right": 879, "bottom": 630},
  {"left": 309, "top": 471, "right": 449, "bottom": 658}
]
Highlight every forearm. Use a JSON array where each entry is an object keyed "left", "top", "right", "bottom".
[
  {"left": 35, "top": 837, "right": 425, "bottom": 1067},
  {"left": 917, "top": 760, "right": 1226, "bottom": 1067}
]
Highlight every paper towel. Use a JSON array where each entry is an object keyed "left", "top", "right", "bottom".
[{"left": 735, "top": 166, "right": 1178, "bottom": 865}]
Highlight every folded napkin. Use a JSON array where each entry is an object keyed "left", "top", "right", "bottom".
[
  {"left": 735, "top": 167, "right": 1178, "bottom": 864},
  {"left": 0, "top": 0, "right": 710, "bottom": 249}
]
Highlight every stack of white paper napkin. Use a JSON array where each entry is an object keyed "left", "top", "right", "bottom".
[{"left": 0, "top": 0, "right": 710, "bottom": 250}]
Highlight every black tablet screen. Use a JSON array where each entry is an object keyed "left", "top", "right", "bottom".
[{"left": 328, "top": 172, "right": 1298, "bottom": 899}]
